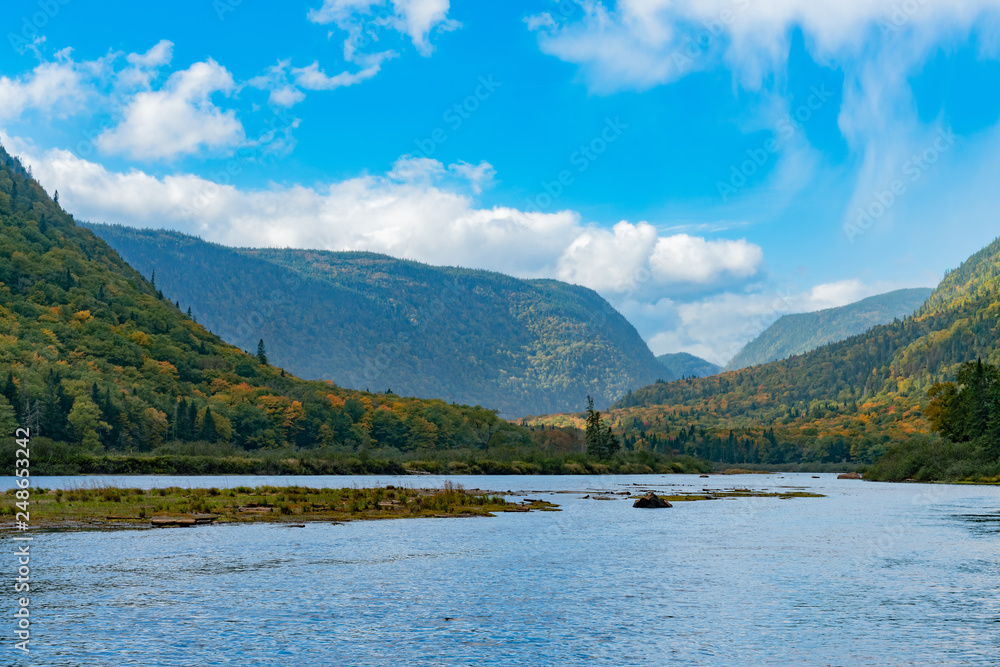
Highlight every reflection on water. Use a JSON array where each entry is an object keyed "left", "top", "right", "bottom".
[{"left": 5, "top": 474, "right": 1000, "bottom": 666}]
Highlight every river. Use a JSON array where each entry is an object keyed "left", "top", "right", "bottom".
[{"left": 3, "top": 473, "right": 998, "bottom": 666}]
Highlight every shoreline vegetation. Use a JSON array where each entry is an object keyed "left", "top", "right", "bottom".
[
  {"left": 1, "top": 483, "right": 829, "bottom": 532},
  {"left": 1, "top": 483, "right": 561, "bottom": 531},
  {"left": 0, "top": 440, "right": 714, "bottom": 476}
]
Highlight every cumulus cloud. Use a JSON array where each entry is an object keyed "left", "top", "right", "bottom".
[
  {"left": 96, "top": 59, "right": 245, "bottom": 161},
  {"left": 0, "top": 48, "right": 102, "bottom": 121},
  {"left": 11, "top": 137, "right": 765, "bottom": 303},
  {"left": 6, "top": 132, "right": 921, "bottom": 363},
  {"left": 650, "top": 234, "right": 762, "bottom": 284}
]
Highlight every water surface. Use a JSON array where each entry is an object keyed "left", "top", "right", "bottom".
[{"left": 5, "top": 474, "right": 999, "bottom": 666}]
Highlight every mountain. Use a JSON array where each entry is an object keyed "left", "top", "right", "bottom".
[
  {"left": 535, "top": 236, "right": 1000, "bottom": 473},
  {"left": 0, "top": 144, "right": 529, "bottom": 465},
  {"left": 85, "top": 224, "right": 666, "bottom": 418},
  {"left": 726, "top": 288, "right": 933, "bottom": 370},
  {"left": 657, "top": 352, "right": 721, "bottom": 378}
]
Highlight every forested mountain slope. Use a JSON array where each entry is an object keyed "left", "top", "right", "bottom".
[
  {"left": 531, "top": 238, "right": 1000, "bottom": 467},
  {"left": 87, "top": 224, "right": 666, "bottom": 417},
  {"left": 0, "top": 144, "right": 526, "bottom": 461},
  {"left": 726, "top": 288, "right": 933, "bottom": 370},
  {"left": 657, "top": 352, "right": 721, "bottom": 378}
]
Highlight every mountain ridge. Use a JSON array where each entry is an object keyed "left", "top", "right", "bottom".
[
  {"left": 657, "top": 352, "right": 722, "bottom": 378},
  {"left": 726, "top": 287, "right": 934, "bottom": 370},
  {"left": 85, "top": 224, "right": 667, "bottom": 418},
  {"left": 0, "top": 143, "right": 535, "bottom": 463},
  {"left": 530, "top": 236, "right": 1000, "bottom": 469}
]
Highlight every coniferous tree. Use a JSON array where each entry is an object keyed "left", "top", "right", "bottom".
[
  {"left": 187, "top": 401, "right": 198, "bottom": 441},
  {"left": 585, "top": 396, "right": 620, "bottom": 460},
  {"left": 200, "top": 406, "right": 218, "bottom": 442},
  {"left": 256, "top": 339, "right": 268, "bottom": 365}
]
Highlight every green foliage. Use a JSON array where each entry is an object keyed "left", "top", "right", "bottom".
[
  {"left": 85, "top": 223, "right": 666, "bottom": 417},
  {"left": 727, "top": 288, "right": 933, "bottom": 370},
  {"left": 558, "top": 236, "right": 1000, "bottom": 475},
  {"left": 657, "top": 352, "right": 721, "bottom": 379},
  {"left": 0, "top": 142, "right": 537, "bottom": 458}
]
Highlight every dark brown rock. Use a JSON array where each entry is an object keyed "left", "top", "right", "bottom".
[{"left": 633, "top": 492, "right": 673, "bottom": 509}]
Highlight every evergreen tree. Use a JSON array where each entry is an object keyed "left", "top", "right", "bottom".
[
  {"left": 585, "top": 396, "right": 620, "bottom": 460},
  {"left": 187, "top": 401, "right": 198, "bottom": 441},
  {"left": 200, "top": 406, "right": 218, "bottom": 442},
  {"left": 256, "top": 339, "right": 268, "bottom": 365}
]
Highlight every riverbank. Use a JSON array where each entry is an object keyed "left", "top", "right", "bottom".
[
  {"left": 1, "top": 484, "right": 561, "bottom": 531},
  {"left": 0, "top": 446, "right": 712, "bottom": 477}
]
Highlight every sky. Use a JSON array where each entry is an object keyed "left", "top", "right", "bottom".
[{"left": 3, "top": 0, "right": 1000, "bottom": 365}]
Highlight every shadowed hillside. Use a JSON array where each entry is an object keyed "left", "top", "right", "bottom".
[{"left": 87, "top": 224, "right": 666, "bottom": 417}]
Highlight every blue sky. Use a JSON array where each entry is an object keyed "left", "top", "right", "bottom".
[{"left": 3, "top": 0, "right": 1000, "bottom": 363}]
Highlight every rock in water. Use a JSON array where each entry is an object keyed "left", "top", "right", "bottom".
[
  {"left": 633, "top": 492, "right": 673, "bottom": 509},
  {"left": 837, "top": 472, "right": 862, "bottom": 479}
]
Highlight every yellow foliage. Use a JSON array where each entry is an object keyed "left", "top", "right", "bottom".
[
  {"left": 72, "top": 310, "right": 93, "bottom": 323},
  {"left": 210, "top": 377, "right": 230, "bottom": 394},
  {"left": 130, "top": 330, "right": 150, "bottom": 346}
]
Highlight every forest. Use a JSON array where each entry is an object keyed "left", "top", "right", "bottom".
[
  {"left": 87, "top": 223, "right": 667, "bottom": 418},
  {"left": 532, "top": 234, "right": 1000, "bottom": 477},
  {"left": 0, "top": 144, "right": 707, "bottom": 476}
]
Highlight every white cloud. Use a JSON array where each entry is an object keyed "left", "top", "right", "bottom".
[
  {"left": 650, "top": 233, "right": 762, "bottom": 284},
  {"left": 555, "top": 222, "right": 763, "bottom": 295},
  {"left": 247, "top": 60, "right": 307, "bottom": 108},
  {"left": 7, "top": 133, "right": 928, "bottom": 363},
  {"left": 13, "top": 137, "right": 765, "bottom": 304},
  {"left": 529, "top": 0, "right": 1000, "bottom": 92},
  {"left": 637, "top": 278, "right": 912, "bottom": 365},
  {"left": 392, "top": 0, "right": 460, "bottom": 55},
  {"left": 291, "top": 53, "right": 394, "bottom": 91},
  {"left": 112, "top": 40, "right": 175, "bottom": 96},
  {"left": 446, "top": 160, "right": 495, "bottom": 194},
  {"left": 309, "top": 0, "right": 460, "bottom": 56},
  {"left": 96, "top": 59, "right": 245, "bottom": 160},
  {"left": 0, "top": 50, "right": 100, "bottom": 121}
]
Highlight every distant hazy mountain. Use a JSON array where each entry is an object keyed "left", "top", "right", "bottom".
[
  {"left": 657, "top": 352, "right": 722, "bottom": 378},
  {"left": 726, "top": 288, "right": 933, "bottom": 370},
  {"left": 610, "top": 237, "right": 1000, "bottom": 475},
  {"left": 87, "top": 224, "right": 667, "bottom": 417}
]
